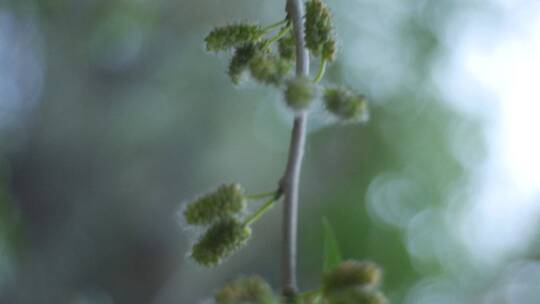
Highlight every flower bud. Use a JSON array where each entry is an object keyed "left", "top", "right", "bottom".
[
  {"left": 278, "top": 33, "right": 296, "bottom": 61},
  {"left": 215, "top": 276, "right": 275, "bottom": 304},
  {"left": 284, "top": 77, "right": 316, "bottom": 110},
  {"left": 305, "top": 0, "right": 334, "bottom": 56},
  {"left": 191, "top": 218, "right": 251, "bottom": 267},
  {"left": 323, "top": 260, "right": 382, "bottom": 293},
  {"left": 229, "top": 44, "right": 257, "bottom": 84},
  {"left": 323, "top": 87, "right": 368, "bottom": 121},
  {"left": 205, "top": 24, "right": 264, "bottom": 52},
  {"left": 249, "top": 52, "right": 291, "bottom": 86},
  {"left": 184, "top": 183, "right": 246, "bottom": 225},
  {"left": 325, "top": 287, "right": 387, "bottom": 304}
]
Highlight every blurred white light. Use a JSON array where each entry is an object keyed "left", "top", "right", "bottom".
[
  {"left": 366, "top": 170, "right": 424, "bottom": 228},
  {"left": 483, "top": 260, "right": 540, "bottom": 304},
  {"left": 437, "top": 4, "right": 540, "bottom": 265}
]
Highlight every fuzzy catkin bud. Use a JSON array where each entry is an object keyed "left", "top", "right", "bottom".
[
  {"left": 215, "top": 276, "right": 275, "bottom": 304},
  {"left": 205, "top": 24, "right": 264, "bottom": 52},
  {"left": 322, "top": 38, "right": 337, "bottom": 61},
  {"left": 191, "top": 218, "right": 251, "bottom": 267},
  {"left": 284, "top": 77, "right": 316, "bottom": 110},
  {"left": 278, "top": 33, "right": 296, "bottom": 61},
  {"left": 229, "top": 44, "right": 257, "bottom": 84},
  {"left": 323, "top": 260, "right": 382, "bottom": 293},
  {"left": 305, "top": 0, "right": 334, "bottom": 56},
  {"left": 184, "top": 183, "right": 246, "bottom": 225},
  {"left": 325, "top": 287, "right": 387, "bottom": 304},
  {"left": 249, "top": 52, "right": 291, "bottom": 86},
  {"left": 323, "top": 87, "right": 368, "bottom": 121}
]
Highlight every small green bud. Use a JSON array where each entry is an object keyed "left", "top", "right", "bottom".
[
  {"left": 191, "top": 218, "right": 251, "bottom": 267},
  {"left": 215, "top": 276, "right": 275, "bottom": 304},
  {"left": 249, "top": 52, "right": 291, "bottom": 86},
  {"left": 322, "top": 38, "right": 337, "bottom": 62},
  {"left": 184, "top": 183, "right": 246, "bottom": 225},
  {"left": 284, "top": 77, "right": 316, "bottom": 110},
  {"left": 323, "top": 87, "right": 368, "bottom": 121},
  {"left": 325, "top": 287, "right": 388, "bottom": 304},
  {"left": 305, "top": 0, "right": 334, "bottom": 56},
  {"left": 323, "top": 260, "right": 382, "bottom": 293},
  {"left": 278, "top": 33, "right": 296, "bottom": 61},
  {"left": 205, "top": 24, "right": 264, "bottom": 52},
  {"left": 229, "top": 44, "right": 257, "bottom": 84}
]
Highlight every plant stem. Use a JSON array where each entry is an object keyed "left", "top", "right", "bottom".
[
  {"left": 281, "top": 0, "right": 310, "bottom": 300},
  {"left": 314, "top": 58, "right": 327, "bottom": 83},
  {"left": 246, "top": 191, "right": 277, "bottom": 201},
  {"left": 263, "top": 19, "right": 288, "bottom": 33},
  {"left": 262, "top": 26, "right": 291, "bottom": 49},
  {"left": 243, "top": 197, "right": 276, "bottom": 227}
]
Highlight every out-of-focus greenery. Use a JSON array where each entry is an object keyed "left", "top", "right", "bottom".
[{"left": 0, "top": 0, "right": 534, "bottom": 304}]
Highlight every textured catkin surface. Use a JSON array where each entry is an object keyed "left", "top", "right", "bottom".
[
  {"left": 184, "top": 183, "right": 246, "bottom": 225},
  {"left": 191, "top": 218, "right": 251, "bottom": 266}
]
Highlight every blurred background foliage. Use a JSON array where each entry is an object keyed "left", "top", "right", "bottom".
[{"left": 0, "top": 0, "right": 538, "bottom": 303}]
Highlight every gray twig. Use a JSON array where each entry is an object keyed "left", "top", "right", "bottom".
[{"left": 281, "top": 0, "right": 310, "bottom": 299}]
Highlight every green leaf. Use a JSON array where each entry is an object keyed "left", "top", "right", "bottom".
[{"left": 322, "top": 217, "right": 342, "bottom": 272}]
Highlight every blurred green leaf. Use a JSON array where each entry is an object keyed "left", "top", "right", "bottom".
[{"left": 322, "top": 217, "right": 342, "bottom": 272}]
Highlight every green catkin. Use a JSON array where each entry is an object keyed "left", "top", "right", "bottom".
[
  {"left": 322, "top": 38, "right": 337, "bottom": 62},
  {"left": 278, "top": 33, "right": 296, "bottom": 61},
  {"left": 191, "top": 218, "right": 251, "bottom": 267},
  {"left": 229, "top": 44, "right": 258, "bottom": 84},
  {"left": 215, "top": 276, "right": 275, "bottom": 304},
  {"left": 184, "top": 183, "right": 246, "bottom": 225},
  {"left": 323, "top": 87, "right": 368, "bottom": 121},
  {"left": 325, "top": 287, "right": 388, "bottom": 304},
  {"left": 284, "top": 76, "right": 316, "bottom": 110},
  {"left": 248, "top": 52, "right": 291, "bottom": 86},
  {"left": 323, "top": 260, "right": 382, "bottom": 293},
  {"left": 305, "top": 0, "right": 334, "bottom": 56},
  {"left": 205, "top": 24, "right": 265, "bottom": 52}
]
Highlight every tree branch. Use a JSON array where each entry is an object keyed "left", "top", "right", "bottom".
[{"left": 281, "top": 0, "right": 310, "bottom": 299}]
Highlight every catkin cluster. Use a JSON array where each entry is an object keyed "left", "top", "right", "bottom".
[
  {"left": 205, "top": 22, "right": 292, "bottom": 86},
  {"left": 323, "top": 260, "right": 387, "bottom": 304},
  {"left": 215, "top": 276, "right": 275, "bottom": 304},
  {"left": 324, "top": 87, "right": 368, "bottom": 121},
  {"left": 186, "top": 0, "right": 386, "bottom": 302},
  {"left": 184, "top": 184, "right": 251, "bottom": 266},
  {"left": 212, "top": 260, "right": 387, "bottom": 304},
  {"left": 305, "top": 0, "right": 336, "bottom": 61},
  {"left": 191, "top": 218, "right": 251, "bottom": 267},
  {"left": 203, "top": 0, "right": 369, "bottom": 122},
  {"left": 205, "top": 24, "right": 265, "bottom": 52},
  {"left": 184, "top": 184, "right": 246, "bottom": 225}
]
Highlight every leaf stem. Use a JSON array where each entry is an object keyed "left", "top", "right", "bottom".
[
  {"left": 246, "top": 191, "right": 277, "bottom": 201},
  {"left": 263, "top": 25, "right": 291, "bottom": 49},
  {"left": 262, "top": 19, "right": 288, "bottom": 33},
  {"left": 314, "top": 58, "right": 327, "bottom": 83},
  {"left": 243, "top": 197, "right": 276, "bottom": 227}
]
